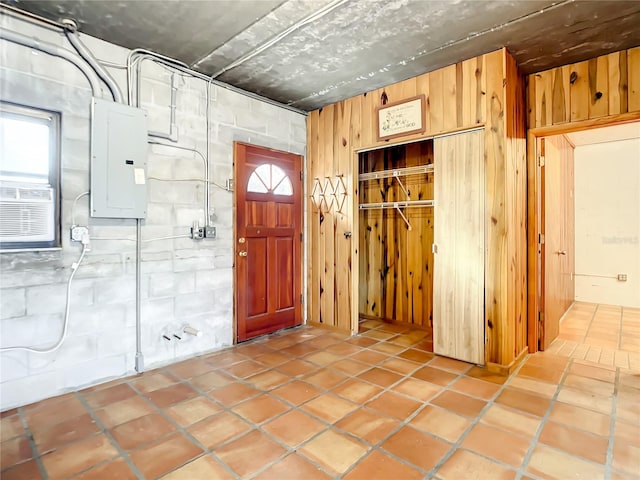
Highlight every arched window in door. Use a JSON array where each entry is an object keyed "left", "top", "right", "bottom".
[{"left": 247, "top": 163, "right": 293, "bottom": 196}]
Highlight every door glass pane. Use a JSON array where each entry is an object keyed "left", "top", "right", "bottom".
[
  {"left": 273, "top": 176, "right": 293, "bottom": 196},
  {"left": 247, "top": 163, "right": 293, "bottom": 196},
  {"left": 247, "top": 171, "right": 269, "bottom": 193},
  {"left": 255, "top": 164, "right": 271, "bottom": 187},
  {"left": 271, "top": 165, "right": 286, "bottom": 188}
]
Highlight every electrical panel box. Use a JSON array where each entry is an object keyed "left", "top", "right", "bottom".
[{"left": 90, "top": 98, "right": 148, "bottom": 219}]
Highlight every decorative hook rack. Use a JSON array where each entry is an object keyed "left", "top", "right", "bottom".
[{"left": 311, "top": 175, "right": 346, "bottom": 214}]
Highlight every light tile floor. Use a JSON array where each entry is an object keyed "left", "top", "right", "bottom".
[{"left": 1, "top": 302, "right": 638, "bottom": 479}]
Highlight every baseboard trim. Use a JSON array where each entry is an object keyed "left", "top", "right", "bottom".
[{"left": 486, "top": 346, "right": 529, "bottom": 376}]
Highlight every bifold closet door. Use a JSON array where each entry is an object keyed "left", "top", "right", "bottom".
[{"left": 433, "top": 130, "right": 485, "bottom": 365}]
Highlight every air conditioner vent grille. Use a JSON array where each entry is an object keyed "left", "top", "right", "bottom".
[
  {"left": 0, "top": 185, "right": 55, "bottom": 242},
  {"left": 0, "top": 203, "right": 52, "bottom": 237}
]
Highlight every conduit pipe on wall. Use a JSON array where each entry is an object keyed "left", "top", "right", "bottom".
[
  {"left": 147, "top": 140, "right": 210, "bottom": 227},
  {"left": 137, "top": 63, "right": 178, "bottom": 142},
  {"left": 62, "top": 20, "right": 124, "bottom": 104},
  {"left": 0, "top": 3, "right": 66, "bottom": 32},
  {"left": 0, "top": 28, "right": 102, "bottom": 96},
  {"left": 130, "top": 54, "right": 213, "bottom": 226},
  {"left": 135, "top": 219, "right": 143, "bottom": 373},
  {"left": 126, "top": 49, "right": 306, "bottom": 115},
  {"left": 126, "top": 48, "right": 189, "bottom": 106}
]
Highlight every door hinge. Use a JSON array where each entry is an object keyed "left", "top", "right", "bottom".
[
  {"left": 300, "top": 171, "right": 304, "bottom": 181},
  {"left": 300, "top": 233, "right": 303, "bottom": 242},
  {"left": 300, "top": 294, "right": 304, "bottom": 305},
  {"left": 538, "top": 155, "right": 545, "bottom": 167},
  {"left": 539, "top": 233, "right": 545, "bottom": 245}
]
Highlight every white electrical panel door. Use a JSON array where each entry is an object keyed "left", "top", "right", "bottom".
[{"left": 90, "top": 98, "right": 148, "bottom": 218}]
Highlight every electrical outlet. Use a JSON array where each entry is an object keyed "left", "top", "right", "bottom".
[
  {"left": 190, "top": 225, "right": 205, "bottom": 239},
  {"left": 617, "top": 274, "right": 628, "bottom": 282},
  {"left": 204, "top": 226, "right": 216, "bottom": 238},
  {"left": 70, "top": 225, "right": 89, "bottom": 242}
]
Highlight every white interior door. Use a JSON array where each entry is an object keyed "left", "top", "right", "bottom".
[{"left": 433, "top": 129, "right": 485, "bottom": 364}]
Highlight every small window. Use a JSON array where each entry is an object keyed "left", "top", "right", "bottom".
[
  {"left": 247, "top": 163, "right": 293, "bottom": 196},
  {"left": 0, "top": 102, "right": 60, "bottom": 250}
]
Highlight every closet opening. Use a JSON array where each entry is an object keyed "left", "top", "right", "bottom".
[{"left": 358, "top": 139, "right": 435, "bottom": 351}]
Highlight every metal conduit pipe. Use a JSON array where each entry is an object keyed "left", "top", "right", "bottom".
[
  {"left": 0, "top": 3, "right": 66, "bottom": 32},
  {"left": 126, "top": 48, "right": 189, "bottom": 106},
  {"left": 130, "top": 55, "right": 214, "bottom": 226},
  {"left": 147, "top": 141, "right": 210, "bottom": 228},
  {"left": 62, "top": 21, "right": 124, "bottom": 103},
  {"left": 136, "top": 60, "right": 178, "bottom": 142},
  {"left": 127, "top": 50, "right": 307, "bottom": 115},
  {"left": 0, "top": 28, "right": 102, "bottom": 96},
  {"left": 135, "top": 219, "right": 143, "bottom": 373}
]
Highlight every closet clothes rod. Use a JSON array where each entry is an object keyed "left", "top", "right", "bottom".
[
  {"left": 359, "top": 200, "right": 434, "bottom": 209},
  {"left": 358, "top": 164, "right": 433, "bottom": 181}
]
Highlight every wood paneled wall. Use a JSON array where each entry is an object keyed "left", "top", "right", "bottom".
[
  {"left": 358, "top": 142, "right": 434, "bottom": 328},
  {"left": 307, "top": 48, "right": 527, "bottom": 369},
  {"left": 527, "top": 47, "right": 640, "bottom": 129},
  {"left": 525, "top": 46, "right": 640, "bottom": 354}
]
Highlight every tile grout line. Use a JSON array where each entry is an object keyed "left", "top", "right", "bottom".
[
  {"left": 142, "top": 357, "right": 320, "bottom": 478},
  {"left": 279, "top": 336, "right": 435, "bottom": 478},
  {"left": 329, "top": 348, "right": 506, "bottom": 479},
  {"left": 5, "top": 315, "right": 631, "bottom": 479},
  {"left": 604, "top": 366, "right": 620, "bottom": 480},
  {"left": 617, "top": 305, "right": 623, "bottom": 354},
  {"left": 514, "top": 357, "right": 570, "bottom": 479},
  {"left": 16, "top": 405, "right": 50, "bottom": 480},
  {"left": 321, "top": 340, "right": 460, "bottom": 478},
  {"left": 168, "top": 348, "right": 346, "bottom": 478},
  {"left": 290, "top": 325, "right": 526, "bottom": 479},
  {"left": 152, "top": 330, "right": 378, "bottom": 479},
  {"left": 584, "top": 303, "right": 599, "bottom": 350},
  {"left": 126, "top": 378, "right": 246, "bottom": 480},
  {"left": 236, "top": 328, "right": 419, "bottom": 479},
  {"left": 72, "top": 391, "right": 146, "bottom": 480},
  {"left": 222, "top": 326, "right": 444, "bottom": 479},
  {"left": 422, "top": 359, "right": 531, "bottom": 479}
]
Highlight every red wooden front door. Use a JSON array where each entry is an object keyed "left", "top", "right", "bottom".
[{"left": 234, "top": 142, "right": 303, "bottom": 342}]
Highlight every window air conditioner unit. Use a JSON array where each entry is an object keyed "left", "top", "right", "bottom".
[{"left": 0, "top": 185, "right": 55, "bottom": 242}]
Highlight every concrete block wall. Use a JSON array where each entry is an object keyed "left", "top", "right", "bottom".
[{"left": 0, "top": 14, "right": 306, "bottom": 410}]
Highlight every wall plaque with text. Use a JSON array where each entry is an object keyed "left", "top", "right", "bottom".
[{"left": 376, "top": 94, "right": 426, "bottom": 141}]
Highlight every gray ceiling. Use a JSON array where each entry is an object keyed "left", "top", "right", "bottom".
[{"left": 5, "top": 0, "right": 640, "bottom": 111}]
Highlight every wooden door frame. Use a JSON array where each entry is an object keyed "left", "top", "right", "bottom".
[
  {"left": 526, "top": 112, "right": 640, "bottom": 353},
  {"left": 233, "top": 141, "right": 304, "bottom": 344}
]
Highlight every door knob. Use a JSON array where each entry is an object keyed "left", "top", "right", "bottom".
[
  {"left": 558, "top": 250, "right": 567, "bottom": 255},
  {"left": 238, "top": 251, "right": 247, "bottom": 257}
]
